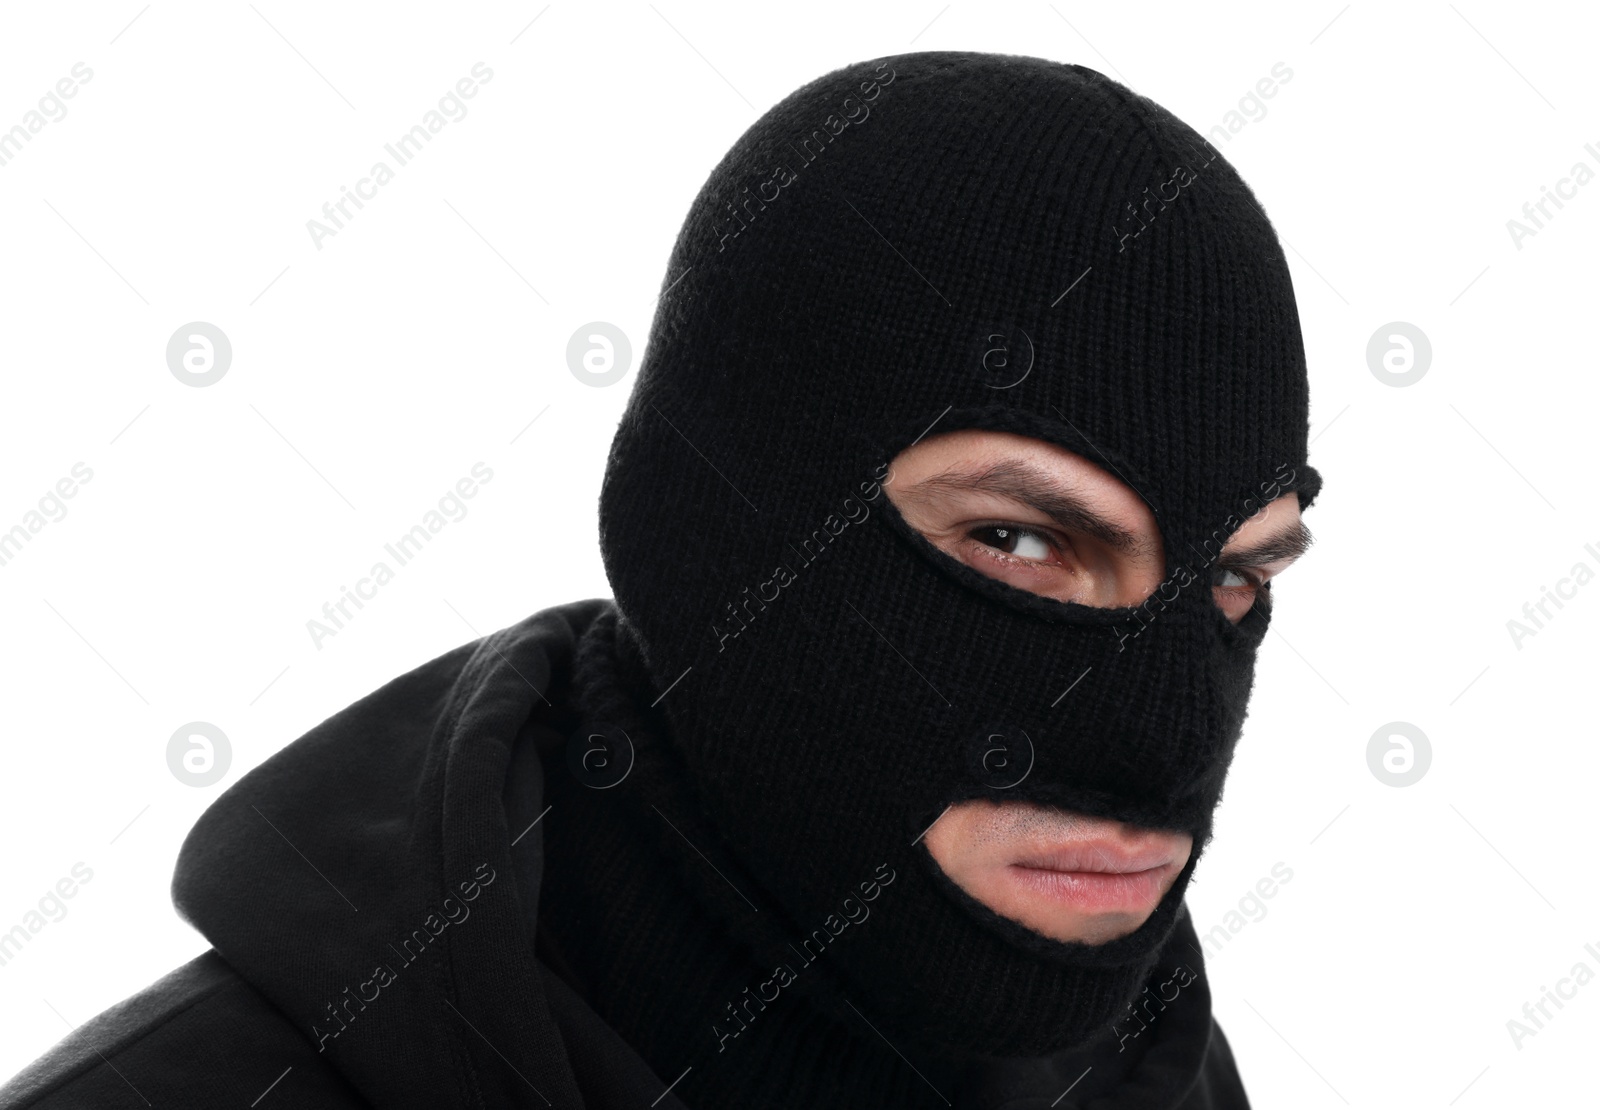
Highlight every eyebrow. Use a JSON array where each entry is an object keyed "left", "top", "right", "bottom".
[
  {"left": 904, "top": 459, "right": 1155, "bottom": 558},
  {"left": 1216, "top": 518, "right": 1315, "bottom": 568}
]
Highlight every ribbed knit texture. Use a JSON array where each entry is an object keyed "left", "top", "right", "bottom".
[{"left": 596, "top": 51, "right": 1320, "bottom": 1061}]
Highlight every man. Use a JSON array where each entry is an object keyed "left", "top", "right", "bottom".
[{"left": 1, "top": 51, "right": 1318, "bottom": 1108}]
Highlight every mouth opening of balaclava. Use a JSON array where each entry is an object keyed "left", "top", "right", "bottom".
[{"left": 596, "top": 50, "right": 1320, "bottom": 1058}]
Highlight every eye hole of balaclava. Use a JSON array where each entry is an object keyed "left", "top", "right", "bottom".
[
  {"left": 875, "top": 440, "right": 1295, "bottom": 638},
  {"left": 871, "top": 418, "right": 1291, "bottom": 646}
]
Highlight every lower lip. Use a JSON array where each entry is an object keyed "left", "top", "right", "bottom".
[{"left": 1006, "top": 864, "right": 1173, "bottom": 914}]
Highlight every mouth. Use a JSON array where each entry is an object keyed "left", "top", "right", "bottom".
[
  {"left": 920, "top": 798, "right": 1195, "bottom": 944},
  {"left": 1004, "top": 837, "right": 1183, "bottom": 916}
]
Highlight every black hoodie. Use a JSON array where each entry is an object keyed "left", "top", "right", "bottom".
[{"left": 0, "top": 600, "right": 1249, "bottom": 1108}]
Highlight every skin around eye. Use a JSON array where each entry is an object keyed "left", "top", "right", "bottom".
[
  {"left": 957, "top": 522, "right": 1092, "bottom": 601},
  {"left": 960, "top": 521, "right": 1286, "bottom": 624},
  {"left": 1209, "top": 563, "right": 1293, "bottom": 623},
  {"left": 1210, "top": 564, "right": 1262, "bottom": 622},
  {"left": 956, "top": 517, "right": 1288, "bottom": 624}
]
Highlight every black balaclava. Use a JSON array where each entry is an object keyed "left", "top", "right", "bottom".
[{"left": 594, "top": 50, "right": 1321, "bottom": 1060}]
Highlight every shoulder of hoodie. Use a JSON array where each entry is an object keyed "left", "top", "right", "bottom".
[{"left": 0, "top": 950, "right": 369, "bottom": 1109}]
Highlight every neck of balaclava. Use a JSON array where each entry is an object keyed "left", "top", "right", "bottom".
[
  {"left": 534, "top": 606, "right": 1220, "bottom": 1108},
  {"left": 536, "top": 605, "right": 964, "bottom": 1108}
]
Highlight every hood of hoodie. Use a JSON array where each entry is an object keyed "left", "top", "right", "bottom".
[{"left": 171, "top": 599, "right": 626, "bottom": 1109}]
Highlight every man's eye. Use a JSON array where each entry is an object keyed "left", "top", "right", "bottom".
[
  {"left": 971, "top": 525, "right": 1053, "bottom": 561},
  {"left": 1213, "top": 566, "right": 1256, "bottom": 590}
]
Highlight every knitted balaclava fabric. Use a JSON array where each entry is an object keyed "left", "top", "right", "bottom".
[{"left": 597, "top": 50, "right": 1320, "bottom": 1058}]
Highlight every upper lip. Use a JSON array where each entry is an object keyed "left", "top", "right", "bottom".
[{"left": 1010, "top": 833, "right": 1177, "bottom": 875}]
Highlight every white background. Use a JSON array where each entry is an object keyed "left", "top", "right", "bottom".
[{"left": 1, "top": 1, "right": 1596, "bottom": 1105}]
